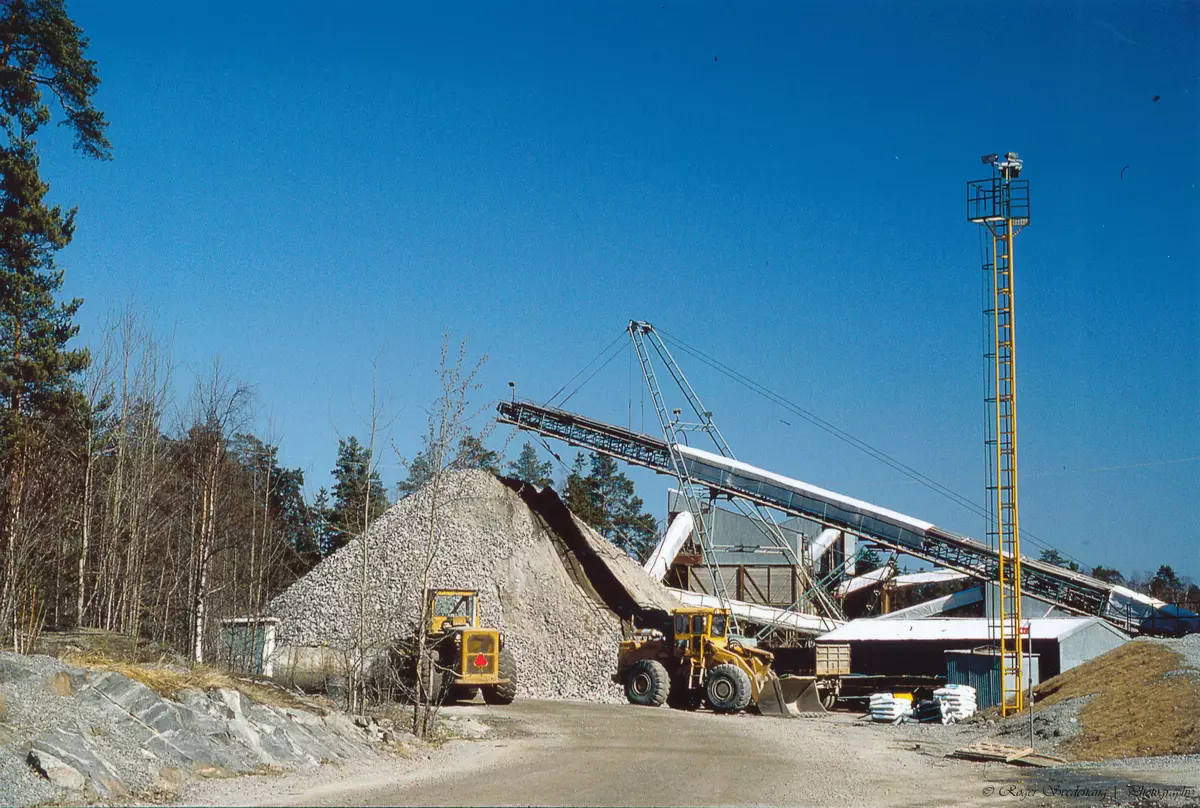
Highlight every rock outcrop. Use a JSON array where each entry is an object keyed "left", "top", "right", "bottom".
[{"left": 0, "top": 653, "right": 389, "bottom": 807}]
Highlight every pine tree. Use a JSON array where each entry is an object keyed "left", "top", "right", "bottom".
[
  {"left": 1089, "top": 565, "right": 1123, "bottom": 585},
  {"left": 0, "top": 0, "right": 111, "bottom": 634},
  {"left": 327, "top": 436, "right": 387, "bottom": 552},
  {"left": 396, "top": 450, "right": 434, "bottom": 499},
  {"left": 312, "top": 487, "right": 338, "bottom": 556},
  {"left": 563, "top": 452, "right": 599, "bottom": 524},
  {"left": 1038, "top": 548, "right": 1080, "bottom": 573},
  {"left": 507, "top": 441, "right": 553, "bottom": 487},
  {"left": 563, "top": 452, "right": 658, "bottom": 561},
  {"left": 231, "top": 433, "right": 319, "bottom": 565},
  {"left": 452, "top": 433, "right": 500, "bottom": 473},
  {"left": 855, "top": 547, "right": 883, "bottom": 576},
  {"left": 1149, "top": 565, "right": 1183, "bottom": 600}
]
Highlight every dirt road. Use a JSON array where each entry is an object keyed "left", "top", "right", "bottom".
[{"left": 191, "top": 701, "right": 1200, "bottom": 808}]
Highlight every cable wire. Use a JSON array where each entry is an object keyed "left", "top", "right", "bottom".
[
  {"left": 543, "top": 333, "right": 625, "bottom": 408},
  {"left": 656, "top": 327, "right": 1086, "bottom": 567},
  {"left": 559, "top": 339, "right": 627, "bottom": 407}
]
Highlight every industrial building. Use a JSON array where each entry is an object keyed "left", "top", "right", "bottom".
[{"left": 814, "top": 616, "right": 1129, "bottom": 681}]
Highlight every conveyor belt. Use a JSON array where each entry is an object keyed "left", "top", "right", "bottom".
[{"left": 497, "top": 400, "right": 1166, "bottom": 631}]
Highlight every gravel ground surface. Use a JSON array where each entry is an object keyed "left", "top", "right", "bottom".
[
  {"left": 268, "top": 471, "right": 628, "bottom": 703},
  {"left": 186, "top": 701, "right": 1200, "bottom": 808}
]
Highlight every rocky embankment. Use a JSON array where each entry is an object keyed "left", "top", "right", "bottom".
[{"left": 0, "top": 652, "right": 394, "bottom": 806}]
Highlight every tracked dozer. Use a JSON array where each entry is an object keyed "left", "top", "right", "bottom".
[{"left": 614, "top": 606, "right": 825, "bottom": 717}]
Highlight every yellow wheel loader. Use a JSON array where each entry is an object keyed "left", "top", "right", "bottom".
[
  {"left": 614, "top": 606, "right": 825, "bottom": 717},
  {"left": 421, "top": 589, "right": 517, "bottom": 705}
]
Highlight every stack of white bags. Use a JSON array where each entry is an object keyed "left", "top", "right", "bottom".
[
  {"left": 869, "top": 692, "right": 913, "bottom": 722},
  {"left": 933, "top": 684, "right": 977, "bottom": 722}
]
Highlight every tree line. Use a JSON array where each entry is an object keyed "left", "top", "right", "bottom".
[{"left": 1038, "top": 549, "right": 1199, "bottom": 604}]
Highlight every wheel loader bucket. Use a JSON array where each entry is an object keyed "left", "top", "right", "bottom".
[{"left": 756, "top": 674, "right": 826, "bottom": 717}]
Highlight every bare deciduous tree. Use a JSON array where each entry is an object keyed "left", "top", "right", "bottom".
[
  {"left": 185, "top": 359, "right": 252, "bottom": 664},
  {"left": 401, "top": 335, "right": 490, "bottom": 738}
]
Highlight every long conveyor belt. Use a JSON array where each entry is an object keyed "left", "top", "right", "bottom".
[{"left": 497, "top": 400, "right": 1167, "bottom": 632}]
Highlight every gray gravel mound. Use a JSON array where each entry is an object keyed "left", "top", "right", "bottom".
[
  {"left": 268, "top": 471, "right": 632, "bottom": 703},
  {"left": 1147, "top": 634, "right": 1200, "bottom": 674},
  {"left": 991, "top": 694, "right": 1095, "bottom": 753}
]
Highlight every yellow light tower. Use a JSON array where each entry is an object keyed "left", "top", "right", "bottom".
[{"left": 968, "top": 153, "right": 1030, "bottom": 716}]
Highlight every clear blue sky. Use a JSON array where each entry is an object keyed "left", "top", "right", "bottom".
[{"left": 42, "top": 1, "right": 1198, "bottom": 580}]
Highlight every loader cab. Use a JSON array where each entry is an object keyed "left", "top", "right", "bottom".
[
  {"left": 671, "top": 607, "right": 730, "bottom": 658},
  {"left": 429, "top": 589, "right": 480, "bottom": 634}
]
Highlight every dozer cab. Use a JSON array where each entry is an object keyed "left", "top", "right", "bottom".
[
  {"left": 421, "top": 588, "right": 517, "bottom": 705},
  {"left": 614, "top": 606, "right": 823, "bottom": 717}
]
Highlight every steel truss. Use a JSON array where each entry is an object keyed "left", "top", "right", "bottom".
[{"left": 496, "top": 399, "right": 1113, "bottom": 624}]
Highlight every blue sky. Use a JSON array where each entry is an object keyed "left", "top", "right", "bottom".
[{"left": 41, "top": 2, "right": 1198, "bottom": 579}]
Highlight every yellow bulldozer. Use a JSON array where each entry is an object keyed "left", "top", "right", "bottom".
[
  {"left": 614, "top": 606, "right": 824, "bottom": 716},
  {"left": 420, "top": 588, "right": 517, "bottom": 705}
]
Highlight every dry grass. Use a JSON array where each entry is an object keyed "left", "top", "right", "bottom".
[
  {"left": 61, "top": 650, "right": 324, "bottom": 714},
  {"left": 1032, "top": 640, "right": 1200, "bottom": 761},
  {"left": 36, "top": 626, "right": 174, "bottom": 663}
]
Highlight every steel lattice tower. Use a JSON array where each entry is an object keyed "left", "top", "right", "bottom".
[{"left": 968, "top": 153, "right": 1030, "bottom": 716}]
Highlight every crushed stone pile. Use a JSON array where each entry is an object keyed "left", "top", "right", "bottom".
[
  {"left": 268, "top": 470, "right": 660, "bottom": 703},
  {"left": 1150, "top": 633, "right": 1200, "bottom": 674}
]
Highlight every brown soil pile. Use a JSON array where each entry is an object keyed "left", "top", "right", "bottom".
[{"left": 1033, "top": 639, "right": 1200, "bottom": 760}]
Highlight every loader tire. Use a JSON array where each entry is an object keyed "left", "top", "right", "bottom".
[
  {"left": 417, "top": 653, "right": 446, "bottom": 706},
  {"left": 625, "top": 659, "right": 670, "bottom": 707},
  {"left": 483, "top": 648, "right": 517, "bottom": 705},
  {"left": 705, "top": 664, "right": 752, "bottom": 713}
]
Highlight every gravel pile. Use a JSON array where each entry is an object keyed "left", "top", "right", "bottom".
[
  {"left": 268, "top": 471, "right": 631, "bottom": 703},
  {"left": 1147, "top": 634, "right": 1200, "bottom": 674},
  {"left": 992, "top": 694, "right": 1095, "bottom": 752}
]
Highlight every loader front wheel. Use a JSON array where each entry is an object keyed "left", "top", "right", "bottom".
[
  {"left": 416, "top": 652, "right": 446, "bottom": 706},
  {"left": 625, "top": 659, "right": 670, "bottom": 707},
  {"left": 482, "top": 648, "right": 517, "bottom": 705},
  {"left": 705, "top": 664, "right": 752, "bottom": 713}
]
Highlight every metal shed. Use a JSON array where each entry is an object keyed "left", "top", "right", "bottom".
[
  {"left": 816, "top": 617, "right": 1128, "bottom": 681},
  {"left": 1056, "top": 616, "right": 1129, "bottom": 673}
]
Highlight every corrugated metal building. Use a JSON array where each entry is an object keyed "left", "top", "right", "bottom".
[
  {"left": 816, "top": 617, "right": 1127, "bottom": 681},
  {"left": 665, "top": 491, "right": 853, "bottom": 609}
]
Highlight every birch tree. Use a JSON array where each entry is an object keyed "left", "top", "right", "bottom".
[{"left": 403, "top": 336, "right": 489, "bottom": 737}]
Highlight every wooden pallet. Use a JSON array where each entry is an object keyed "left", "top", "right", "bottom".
[{"left": 949, "top": 742, "right": 1066, "bottom": 768}]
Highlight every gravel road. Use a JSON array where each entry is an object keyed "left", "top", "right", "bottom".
[{"left": 185, "top": 701, "right": 1200, "bottom": 808}]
